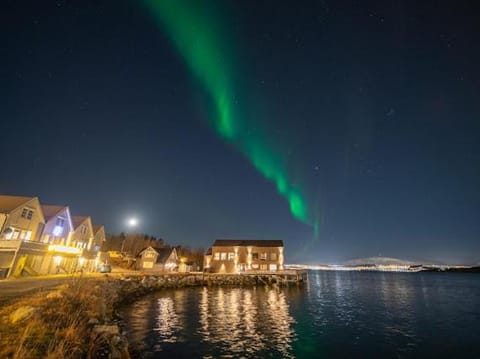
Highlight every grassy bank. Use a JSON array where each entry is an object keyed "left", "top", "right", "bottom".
[{"left": 0, "top": 276, "right": 123, "bottom": 358}]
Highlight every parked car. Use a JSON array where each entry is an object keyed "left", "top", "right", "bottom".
[{"left": 98, "top": 264, "right": 112, "bottom": 273}]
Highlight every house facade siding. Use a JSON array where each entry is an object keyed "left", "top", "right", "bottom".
[{"left": 206, "top": 240, "right": 284, "bottom": 273}]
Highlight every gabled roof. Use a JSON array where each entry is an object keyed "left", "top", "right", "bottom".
[
  {"left": 93, "top": 225, "right": 105, "bottom": 235},
  {"left": 0, "top": 195, "right": 36, "bottom": 213},
  {"left": 213, "top": 239, "right": 284, "bottom": 247},
  {"left": 72, "top": 215, "right": 90, "bottom": 229},
  {"left": 156, "top": 247, "right": 176, "bottom": 264},
  {"left": 41, "top": 205, "right": 67, "bottom": 221}
]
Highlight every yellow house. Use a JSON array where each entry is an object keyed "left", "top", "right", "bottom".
[
  {"left": 0, "top": 195, "right": 46, "bottom": 277},
  {"left": 70, "top": 216, "right": 94, "bottom": 250}
]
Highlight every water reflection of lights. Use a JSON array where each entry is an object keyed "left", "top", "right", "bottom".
[
  {"left": 199, "top": 287, "right": 295, "bottom": 357},
  {"left": 154, "top": 297, "right": 180, "bottom": 342}
]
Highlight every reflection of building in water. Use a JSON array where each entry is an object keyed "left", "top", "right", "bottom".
[
  {"left": 154, "top": 290, "right": 186, "bottom": 343},
  {"left": 199, "top": 287, "right": 295, "bottom": 357},
  {"left": 204, "top": 239, "right": 284, "bottom": 273}
]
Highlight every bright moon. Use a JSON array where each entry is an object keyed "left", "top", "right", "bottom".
[{"left": 127, "top": 218, "right": 138, "bottom": 227}]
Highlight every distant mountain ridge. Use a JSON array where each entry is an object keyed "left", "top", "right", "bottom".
[{"left": 344, "top": 257, "right": 419, "bottom": 266}]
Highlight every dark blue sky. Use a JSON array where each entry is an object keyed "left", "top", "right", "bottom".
[{"left": 2, "top": 0, "right": 479, "bottom": 264}]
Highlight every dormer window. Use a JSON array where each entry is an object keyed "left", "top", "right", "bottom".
[
  {"left": 55, "top": 217, "right": 65, "bottom": 227},
  {"left": 21, "top": 208, "right": 34, "bottom": 220}
]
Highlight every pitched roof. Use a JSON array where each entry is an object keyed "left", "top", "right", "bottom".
[
  {"left": 0, "top": 195, "right": 35, "bottom": 213},
  {"left": 156, "top": 248, "right": 176, "bottom": 264},
  {"left": 41, "top": 205, "right": 66, "bottom": 221},
  {"left": 93, "top": 225, "right": 104, "bottom": 234},
  {"left": 72, "top": 215, "right": 89, "bottom": 229},
  {"left": 213, "top": 239, "right": 284, "bottom": 247}
]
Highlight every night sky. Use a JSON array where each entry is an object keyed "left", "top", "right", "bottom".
[{"left": 2, "top": 0, "right": 480, "bottom": 264}]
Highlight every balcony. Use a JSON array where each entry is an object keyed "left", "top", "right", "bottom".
[{"left": 0, "top": 239, "right": 21, "bottom": 250}]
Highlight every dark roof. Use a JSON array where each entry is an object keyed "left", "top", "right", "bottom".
[
  {"left": 156, "top": 248, "right": 176, "bottom": 264},
  {"left": 0, "top": 195, "right": 35, "bottom": 213},
  {"left": 93, "top": 225, "right": 104, "bottom": 234},
  {"left": 205, "top": 247, "right": 212, "bottom": 255},
  {"left": 213, "top": 239, "right": 284, "bottom": 247},
  {"left": 72, "top": 215, "right": 88, "bottom": 229},
  {"left": 41, "top": 205, "right": 66, "bottom": 221}
]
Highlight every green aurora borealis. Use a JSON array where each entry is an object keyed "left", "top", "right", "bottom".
[{"left": 144, "top": 0, "right": 318, "bottom": 232}]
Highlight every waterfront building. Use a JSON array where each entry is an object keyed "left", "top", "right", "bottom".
[
  {"left": 137, "top": 246, "right": 178, "bottom": 271},
  {"left": 204, "top": 239, "right": 284, "bottom": 273}
]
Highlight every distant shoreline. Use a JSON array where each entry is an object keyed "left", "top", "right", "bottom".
[{"left": 287, "top": 265, "right": 480, "bottom": 273}]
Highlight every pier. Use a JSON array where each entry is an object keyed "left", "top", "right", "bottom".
[{"left": 133, "top": 269, "right": 308, "bottom": 287}]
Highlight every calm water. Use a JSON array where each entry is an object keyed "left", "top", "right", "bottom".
[{"left": 120, "top": 271, "right": 480, "bottom": 358}]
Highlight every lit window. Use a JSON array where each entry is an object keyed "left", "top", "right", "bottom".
[
  {"left": 53, "top": 225, "right": 63, "bottom": 236},
  {"left": 260, "top": 252, "right": 267, "bottom": 260},
  {"left": 24, "top": 231, "right": 32, "bottom": 241},
  {"left": 12, "top": 230, "right": 20, "bottom": 239},
  {"left": 252, "top": 263, "right": 259, "bottom": 269},
  {"left": 271, "top": 253, "right": 277, "bottom": 261},
  {"left": 4, "top": 229, "right": 13, "bottom": 240},
  {"left": 214, "top": 252, "right": 220, "bottom": 260},
  {"left": 220, "top": 252, "right": 227, "bottom": 260},
  {"left": 228, "top": 252, "right": 235, "bottom": 260}
]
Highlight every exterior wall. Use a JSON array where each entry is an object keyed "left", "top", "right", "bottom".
[
  {"left": 209, "top": 245, "right": 284, "bottom": 273},
  {"left": 164, "top": 251, "right": 178, "bottom": 271},
  {"left": 137, "top": 247, "right": 158, "bottom": 269},
  {"left": 1, "top": 198, "right": 45, "bottom": 242},
  {"left": 0, "top": 198, "right": 47, "bottom": 277},
  {"left": 93, "top": 227, "right": 106, "bottom": 251},
  {"left": 41, "top": 207, "right": 73, "bottom": 245},
  {"left": 71, "top": 218, "right": 94, "bottom": 250},
  {"left": 204, "top": 254, "right": 212, "bottom": 271}
]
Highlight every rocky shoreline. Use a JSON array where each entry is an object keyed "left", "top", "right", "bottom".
[{"left": 0, "top": 272, "right": 305, "bottom": 358}]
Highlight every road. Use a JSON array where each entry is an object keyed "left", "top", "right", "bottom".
[
  {"left": 0, "top": 268, "right": 141, "bottom": 304},
  {"left": 0, "top": 274, "right": 92, "bottom": 302}
]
